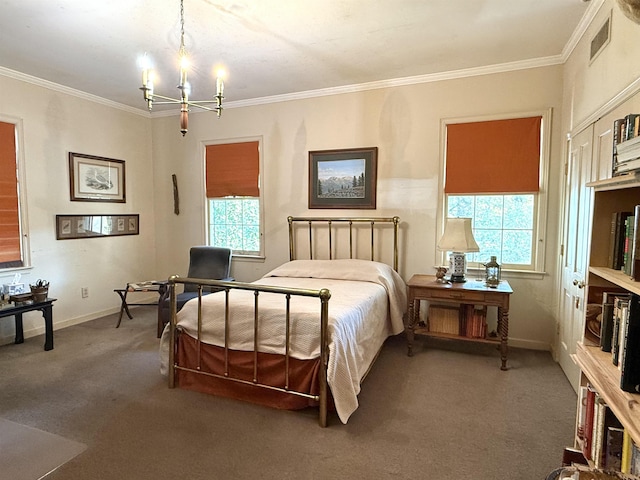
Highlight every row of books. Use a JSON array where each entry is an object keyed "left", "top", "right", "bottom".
[
  {"left": 426, "top": 304, "right": 487, "bottom": 339},
  {"left": 577, "top": 384, "right": 640, "bottom": 473},
  {"left": 599, "top": 292, "right": 640, "bottom": 394},
  {"left": 608, "top": 206, "right": 640, "bottom": 280},
  {"left": 613, "top": 114, "right": 640, "bottom": 175}
]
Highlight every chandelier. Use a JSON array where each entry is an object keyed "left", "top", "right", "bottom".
[{"left": 139, "top": 0, "right": 225, "bottom": 136}]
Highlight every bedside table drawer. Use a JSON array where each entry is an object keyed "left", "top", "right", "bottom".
[{"left": 426, "top": 290, "right": 486, "bottom": 302}]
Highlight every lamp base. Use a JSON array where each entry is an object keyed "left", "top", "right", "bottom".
[
  {"left": 448, "top": 252, "right": 468, "bottom": 283},
  {"left": 449, "top": 274, "right": 467, "bottom": 283}
]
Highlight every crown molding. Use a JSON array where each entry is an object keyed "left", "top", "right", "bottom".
[{"left": 0, "top": 65, "right": 149, "bottom": 117}]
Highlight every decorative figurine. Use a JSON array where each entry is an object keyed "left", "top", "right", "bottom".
[{"left": 434, "top": 266, "right": 449, "bottom": 283}]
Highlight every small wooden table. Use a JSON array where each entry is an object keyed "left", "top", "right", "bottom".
[
  {"left": 0, "top": 298, "right": 57, "bottom": 350},
  {"left": 406, "top": 275, "right": 513, "bottom": 370}
]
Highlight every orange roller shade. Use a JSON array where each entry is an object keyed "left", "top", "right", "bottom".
[
  {"left": 206, "top": 141, "right": 259, "bottom": 198},
  {"left": 445, "top": 116, "right": 541, "bottom": 194},
  {"left": 0, "top": 121, "right": 21, "bottom": 265}
]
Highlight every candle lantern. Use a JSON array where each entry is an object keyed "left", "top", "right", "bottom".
[{"left": 484, "top": 256, "right": 501, "bottom": 288}]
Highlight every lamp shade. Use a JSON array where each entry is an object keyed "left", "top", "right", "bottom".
[{"left": 437, "top": 218, "right": 479, "bottom": 253}]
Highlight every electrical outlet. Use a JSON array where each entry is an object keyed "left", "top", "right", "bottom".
[{"left": 81, "top": 287, "right": 89, "bottom": 298}]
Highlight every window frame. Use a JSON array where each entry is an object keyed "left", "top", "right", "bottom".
[
  {"left": 203, "top": 137, "right": 264, "bottom": 260},
  {"left": 0, "top": 114, "right": 30, "bottom": 272},
  {"left": 438, "top": 109, "right": 551, "bottom": 275}
]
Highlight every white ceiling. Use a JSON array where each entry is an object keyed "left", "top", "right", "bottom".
[{"left": 0, "top": 0, "right": 596, "bottom": 113}]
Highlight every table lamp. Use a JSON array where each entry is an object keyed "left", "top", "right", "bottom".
[{"left": 437, "top": 217, "right": 479, "bottom": 283}]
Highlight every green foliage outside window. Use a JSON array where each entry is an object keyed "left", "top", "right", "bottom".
[
  {"left": 209, "top": 198, "right": 260, "bottom": 255},
  {"left": 447, "top": 194, "right": 534, "bottom": 266}
]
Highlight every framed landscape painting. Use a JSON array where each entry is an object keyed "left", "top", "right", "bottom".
[
  {"left": 308, "top": 147, "right": 378, "bottom": 209},
  {"left": 69, "top": 152, "right": 126, "bottom": 203}
]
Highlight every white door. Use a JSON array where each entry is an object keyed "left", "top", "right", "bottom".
[{"left": 557, "top": 125, "right": 593, "bottom": 391}]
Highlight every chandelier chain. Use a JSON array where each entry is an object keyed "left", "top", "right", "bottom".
[{"left": 179, "top": 0, "right": 186, "bottom": 56}]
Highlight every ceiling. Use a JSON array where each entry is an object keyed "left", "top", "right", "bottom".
[{"left": 0, "top": 0, "right": 596, "bottom": 113}]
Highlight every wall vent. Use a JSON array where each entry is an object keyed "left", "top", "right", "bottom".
[{"left": 590, "top": 12, "right": 611, "bottom": 63}]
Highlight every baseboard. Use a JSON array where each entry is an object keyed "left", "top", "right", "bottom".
[
  {"left": 508, "top": 337, "right": 551, "bottom": 351},
  {"left": 0, "top": 305, "right": 121, "bottom": 346}
]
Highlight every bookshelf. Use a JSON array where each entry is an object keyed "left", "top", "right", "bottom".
[{"left": 574, "top": 169, "right": 640, "bottom": 474}]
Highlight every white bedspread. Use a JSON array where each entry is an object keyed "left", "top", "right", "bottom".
[{"left": 160, "top": 259, "right": 407, "bottom": 423}]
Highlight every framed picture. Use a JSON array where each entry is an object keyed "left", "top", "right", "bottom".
[
  {"left": 56, "top": 214, "right": 139, "bottom": 240},
  {"left": 308, "top": 147, "right": 378, "bottom": 209},
  {"left": 69, "top": 152, "right": 126, "bottom": 203}
]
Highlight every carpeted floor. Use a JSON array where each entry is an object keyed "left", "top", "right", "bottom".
[
  {"left": 0, "top": 308, "right": 576, "bottom": 479},
  {"left": 0, "top": 418, "right": 86, "bottom": 480}
]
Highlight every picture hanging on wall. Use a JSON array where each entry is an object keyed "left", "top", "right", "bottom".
[
  {"left": 308, "top": 147, "right": 378, "bottom": 209},
  {"left": 69, "top": 152, "right": 126, "bottom": 203},
  {"left": 55, "top": 214, "right": 139, "bottom": 240}
]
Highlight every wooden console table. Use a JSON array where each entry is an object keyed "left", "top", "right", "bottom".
[
  {"left": 0, "top": 298, "right": 57, "bottom": 350},
  {"left": 406, "top": 274, "right": 513, "bottom": 370}
]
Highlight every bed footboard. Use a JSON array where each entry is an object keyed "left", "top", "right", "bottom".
[{"left": 167, "top": 276, "right": 332, "bottom": 427}]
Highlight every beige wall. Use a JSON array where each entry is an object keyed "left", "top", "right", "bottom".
[
  {"left": 8, "top": 2, "right": 633, "bottom": 350},
  {"left": 0, "top": 75, "right": 155, "bottom": 342},
  {"left": 152, "top": 65, "right": 565, "bottom": 350}
]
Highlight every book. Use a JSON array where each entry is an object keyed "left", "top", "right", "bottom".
[
  {"left": 632, "top": 441, "right": 640, "bottom": 475},
  {"left": 622, "top": 215, "right": 635, "bottom": 275},
  {"left": 605, "top": 426, "right": 624, "bottom": 470},
  {"left": 462, "top": 305, "right": 486, "bottom": 338},
  {"left": 609, "top": 211, "right": 632, "bottom": 270},
  {"left": 601, "top": 301, "right": 615, "bottom": 352},
  {"left": 583, "top": 385, "right": 596, "bottom": 460},
  {"left": 622, "top": 429, "right": 633, "bottom": 473},
  {"left": 620, "top": 294, "right": 640, "bottom": 393},
  {"left": 618, "top": 300, "right": 630, "bottom": 371},
  {"left": 577, "top": 385, "right": 589, "bottom": 439},
  {"left": 616, "top": 156, "right": 640, "bottom": 172},
  {"left": 624, "top": 216, "right": 636, "bottom": 276},
  {"left": 613, "top": 118, "right": 624, "bottom": 174},
  {"left": 561, "top": 447, "right": 587, "bottom": 467},
  {"left": 427, "top": 304, "right": 460, "bottom": 335},
  {"left": 632, "top": 205, "right": 640, "bottom": 281},
  {"left": 612, "top": 294, "right": 631, "bottom": 366},
  {"left": 625, "top": 114, "right": 640, "bottom": 141}
]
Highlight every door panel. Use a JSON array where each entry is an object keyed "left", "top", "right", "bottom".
[{"left": 558, "top": 125, "right": 593, "bottom": 391}]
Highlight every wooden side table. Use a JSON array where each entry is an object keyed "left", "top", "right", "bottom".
[{"left": 406, "top": 274, "right": 513, "bottom": 370}]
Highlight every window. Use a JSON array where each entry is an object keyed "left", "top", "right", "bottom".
[
  {"left": 447, "top": 194, "right": 536, "bottom": 267},
  {"left": 0, "top": 118, "right": 28, "bottom": 270},
  {"left": 443, "top": 114, "right": 548, "bottom": 272},
  {"left": 205, "top": 140, "right": 262, "bottom": 257}
]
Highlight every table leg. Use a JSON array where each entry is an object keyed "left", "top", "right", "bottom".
[
  {"left": 41, "top": 306, "right": 54, "bottom": 351},
  {"left": 115, "top": 290, "right": 133, "bottom": 328},
  {"left": 14, "top": 313, "right": 24, "bottom": 344},
  {"left": 498, "top": 306, "right": 509, "bottom": 370},
  {"left": 406, "top": 298, "right": 419, "bottom": 356}
]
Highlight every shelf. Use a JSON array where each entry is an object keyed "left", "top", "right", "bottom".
[
  {"left": 575, "top": 343, "right": 640, "bottom": 445},
  {"left": 413, "top": 326, "right": 500, "bottom": 345},
  {"left": 589, "top": 266, "right": 640, "bottom": 296},
  {"left": 586, "top": 171, "right": 640, "bottom": 191}
]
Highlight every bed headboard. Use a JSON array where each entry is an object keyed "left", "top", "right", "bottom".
[{"left": 287, "top": 216, "right": 400, "bottom": 271}]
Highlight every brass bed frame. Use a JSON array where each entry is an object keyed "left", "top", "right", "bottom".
[{"left": 167, "top": 216, "right": 400, "bottom": 427}]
